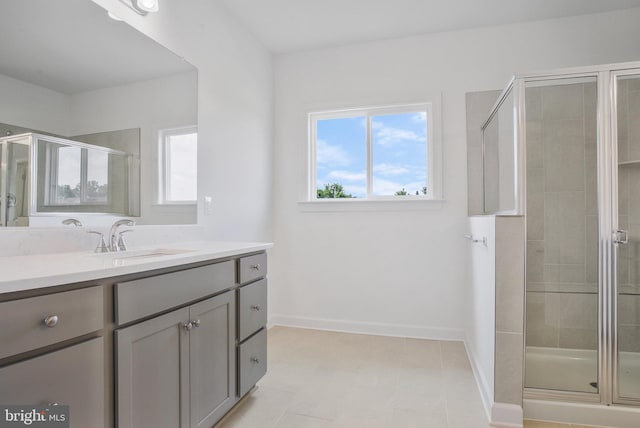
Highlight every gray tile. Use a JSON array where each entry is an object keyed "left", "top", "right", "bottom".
[
  {"left": 627, "top": 90, "right": 640, "bottom": 161},
  {"left": 527, "top": 241, "right": 544, "bottom": 284},
  {"left": 527, "top": 167, "right": 544, "bottom": 240},
  {"left": 618, "top": 294, "right": 640, "bottom": 325},
  {"left": 467, "top": 90, "right": 501, "bottom": 216},
  {"left": 618, "top": 168, "right": 629, "bottom": 216},
  {"left": 584, "top": 82, "right": 598, "bottom": 141},
  {"left": 618, "top": 324, "right": 640, "bottom": 353},
  {"left": 558, "top": 293, "right": 598, "bottom": 350},
  {"left": 585, "top": 215, "right": 599, "bottom": 285},
  {"left": 526, "top": 86, "right": 543, "bottom": 122},
  {"left": 496, "top": 217, "right": 525, "bottom": 333},
  {"left": 526, "top": 120, "right": 544, "bottom": 169},
  {"left": 543, "top": 119, "right": 585, "bottom": 192},
  {"left": 525, "top": 292, "right": 559, "bottom": 347},
  {"left": 541, "top": 83, "right": 584, "bottom": 121},
  {"left": 543, "top": 264, "right": 585, "bottom": 284},
  {"left": 585, "top": 140, "right": 598, "bottom": 216},
  {"left": 495, "top": 332, "right": 524, "bottom": 405},
  {"left": 544, "top": 192, "right": 586, "bottom": 265}
]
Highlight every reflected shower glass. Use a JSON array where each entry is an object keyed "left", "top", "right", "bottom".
[
  {"left": 524, "top": 76, "right": 599, "bottom": 394},
  {"left": 483, "top": 89, "right": 515, "bottom": 213},
  {"left": 616, "top": 73, "right": 640, "bottom": 401}
]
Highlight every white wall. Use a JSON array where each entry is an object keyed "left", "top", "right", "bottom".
[
  {"left": 92, "top": 0, "right": 274, "bottom": 242},
  {"left": 466, "top": 216, "right": 496, "bottom": 416},
  {"left": 270, "top": 9, "right": 640, "bottom": 337},
  {"left": 0, "top": 73, "right": 70, "bottom": 136}
]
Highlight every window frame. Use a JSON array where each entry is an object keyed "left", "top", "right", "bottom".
[
  {"left": 44, "top": 144, "right": 111, "bottom": 207},
  {"left": 158, "top": 125, "right": 198, "bottom": 205},
  {"left": 308, "top": 102, "right": 441, "bottom": 203}
]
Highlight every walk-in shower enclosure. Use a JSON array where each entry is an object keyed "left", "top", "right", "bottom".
[{"left": 482, "top": 61, "right": 640, "bottom": 413}]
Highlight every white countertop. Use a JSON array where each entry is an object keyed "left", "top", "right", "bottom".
[{"left": 0, "top": 241, "right": 273, "bottom": 294}]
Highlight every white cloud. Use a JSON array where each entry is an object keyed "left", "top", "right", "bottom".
[
  {"left": 372, "top": 177, "right": 426, "bottom": 195},
  {"left": 411, "top": 112, "right": 427, "bottom": 123},
  {"left": 371, "top": 121, "right": 424, "bottom": 147},
  {"left": 373, "top": 163, "right": 410, "bottom": 176},
  {"left": 327, "top": 170, "right": 366, "bottom": 181},
  {"left": 316, "top": 139, "right": 349, "bottom": 166}
]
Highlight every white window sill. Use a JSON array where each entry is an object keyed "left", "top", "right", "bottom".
[
  {"left": 298, "top": 198, "right": 445, "bottom": 212},
  {"left": 153, "top": 202, "right": 197, "bottom": 207}
]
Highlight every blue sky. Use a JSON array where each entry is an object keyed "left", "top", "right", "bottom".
[{"left": 316, "top": 112, "right": 427, "bottom": 197}]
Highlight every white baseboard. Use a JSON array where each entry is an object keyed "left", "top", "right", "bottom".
[
  {"left": 463, "top": 339, "right": 494, "bottom": 420},
  {"left": 491, "top": 403, "right": 524, "bottom": 428},
  {"left": 268, "top": 314, "right": 465, "bottom": 341}
]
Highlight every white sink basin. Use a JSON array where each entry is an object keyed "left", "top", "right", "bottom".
[{"left": 94, "top": 248, "right": 196, "bottom": 264}]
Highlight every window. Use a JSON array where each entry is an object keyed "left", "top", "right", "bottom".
[
  {"left": 159, "top": 126, "right": 197, "bottom": 203},
  {"left": 309, "top": 103, "right": 440, "bottom": 202},
  {"left": 46, "top": 143, "right": 111, "bottom": 206}
]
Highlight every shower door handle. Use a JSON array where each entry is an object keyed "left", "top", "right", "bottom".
[{"left": 614, "top": 229, "right": 629, "bottom": 245}]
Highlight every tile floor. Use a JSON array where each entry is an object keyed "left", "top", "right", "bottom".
[
  {"left": 217, "top": 327, "right": 606, "bottom": 428},
  {"left": 217, "top": 326, "right": 490, "bottom": 428}
]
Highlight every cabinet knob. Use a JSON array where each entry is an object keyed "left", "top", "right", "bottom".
[
  {"left": 251, "top": 264, "right": 261, "bottom": 271},
  {"left": 250, "top": 357, "right": 260, "bottom": 364},
  {"left": 250, "top": 305, "right": 261, "bottom": 311},
  {"left": 183, "top": 322, "right": 193, "bottom": 331},
  {"left": 43, "top": 315, "right": 59, "bottom": 328},
  {"left": 192, "top": 319, "right": 201, "bottom": 328}
]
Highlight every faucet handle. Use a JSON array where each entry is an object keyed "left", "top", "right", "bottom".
[
  {"left": 117, "top": 230, "right": 134, "bottom": 252},
  {"left": 88, "top": 231, "right": 109, "bottom": 253}
]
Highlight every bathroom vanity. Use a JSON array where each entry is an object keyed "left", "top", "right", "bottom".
[{"left": 0, "top": 242, "right": 270, "bottom": 428}]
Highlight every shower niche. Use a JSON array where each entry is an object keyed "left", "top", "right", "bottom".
[
  {"left": 480, "top": 62, "right": 640, "bottom": 417},
  {"left": 0, "top": 133, "right": 138, "bottom": 227}
]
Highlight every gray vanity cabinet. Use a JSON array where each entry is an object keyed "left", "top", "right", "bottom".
[
  {"left": 116, "top": 291, "right": 236, "bottom": 428},
  {"left": 0, "top": 337, "right": 104, "bottom": 428},
  {"left": 116, "top": 307, "right": 190, "bottom": 428},
  {"left": 189, "top": 292, "right": 236, "bottom": 428}
]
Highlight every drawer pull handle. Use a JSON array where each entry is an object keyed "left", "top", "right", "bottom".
[
  {"left": 183, "top": 322, "right": 193, "bottom": 331},
  {"left": 250, "top": 357, "right": 260, "bottom": 364},
  {"left": 250, "top": 305, "right": 261, "bottom": 311},
  {"left": 192, "top": 319, "right": 201, "bottom": 328},
  {"left": 48, "top": 403, "right": 59, "bottom": 407},
  {"left": 43, "top": 315, "right": 59, "bottom": 328},
  {"left": 251, "top": 264, "right": 261, "bottom": 271}
]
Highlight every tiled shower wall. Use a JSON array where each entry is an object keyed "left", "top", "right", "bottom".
[
  {"left": 617, "top": 77, "right": 640, "bottom": 353},
  {"left": 525, "top": 82, "right": 599, "bottom": 351}
]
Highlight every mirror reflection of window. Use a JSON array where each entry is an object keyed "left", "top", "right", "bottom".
[
  {"left": 86, "top": 150, "right": 109, "bottom": 203},
  {"left": 55, "top": 146, "right": 82, "bottom": 204},
  {"left": 160, "top": 127, "right": 197, "bottom": 203}
]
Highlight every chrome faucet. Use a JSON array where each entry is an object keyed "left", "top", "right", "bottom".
[{"left": 108, "top": 219, "right": 136, "bottom": 252}]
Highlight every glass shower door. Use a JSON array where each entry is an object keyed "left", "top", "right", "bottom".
[
  {"left": 615, "top": 72, "right": 640, "bottom": 402},
  {"left": 524, "top": 76, "right": 600, "bottom": 394}
]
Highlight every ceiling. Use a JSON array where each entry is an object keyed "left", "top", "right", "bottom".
[
  {"left": 0, "top": 0, "right": 194, "bottom": 94},
  {"left": 219, "top": 0, "right": 640, "bottom": 54}
]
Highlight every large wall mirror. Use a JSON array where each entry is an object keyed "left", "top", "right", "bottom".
[{"left": 0, "top": 0, "right": 197, "bottom": 227}]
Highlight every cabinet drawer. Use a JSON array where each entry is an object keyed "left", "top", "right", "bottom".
[
  {"left": 115, "top": 260, "right": 235, "bottom": 325},
  {"left": 238, "top": 279, "right": 267, "bottom": 342},
  {"left": 0, "top": 338, "right": 104, "bottom": 428},
  {"left": 0, "top": 286, "right": 104, "bottom": 359},
  {"left": 239, "top": 253, "right": 267, "bottom": 284},
  {"left": 238, "top": 328, "right": 267, "bottom": 397}
]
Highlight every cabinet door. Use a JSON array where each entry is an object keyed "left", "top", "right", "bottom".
[
  {"left": 0, "top": 338, "right": 104, "bottom": 428},
  {"left": 189, "top": 291, "right": 236, "bottom": 428},
  {"left": 116, "top": 308, "right": 190, "bottom": 428}
]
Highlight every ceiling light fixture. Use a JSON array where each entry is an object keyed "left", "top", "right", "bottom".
[{"left": 118, "top": 0, "right": 159, "bottom": 16}]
